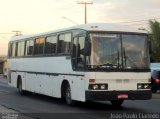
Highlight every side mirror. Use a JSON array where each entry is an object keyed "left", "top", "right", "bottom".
[{"left": 84, "top": 40, "right": 91, "bottom": 56}]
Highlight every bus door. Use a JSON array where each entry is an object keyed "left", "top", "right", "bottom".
[{"left": 72, "top": 35, "right": 85, "bottom": 70}]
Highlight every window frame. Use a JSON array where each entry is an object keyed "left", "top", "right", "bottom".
[
  {"left": 17, "top": 41, "right": 25, "bottom": 57},
  {"left": 34, "top": 37, "right": 45, "bottom": 55},
  {"left": 45, "top": 34, "right": 58, "bottom": 55},
  {"left": 25, "top": 39, "right": 35, "bottom": 56},
  {"left": 11, "top": 42, "right": 18, "bottom": 57},
  {"left": 8, "top": 43, "right": 12, "bottom": 58},
  {"left": 57, "top": 32, "right": 72, "bottom": 55}
]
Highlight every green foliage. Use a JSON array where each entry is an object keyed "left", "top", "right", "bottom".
[{"left": 149, "top": 20, "right": 160, "bottom": 62}]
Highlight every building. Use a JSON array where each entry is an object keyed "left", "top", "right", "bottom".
[{"left": 0, "top": 56, "right": 7, "bottom": 77}]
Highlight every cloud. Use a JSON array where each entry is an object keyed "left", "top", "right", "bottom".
[
  {"left": 0, "top": 0, "right": 159, "bottom": 32},
  {"left": 87, "top": 0, "right": 160, "bottom": 25},
  {"left": 0, "top": 0, "right": 160, "bottom": 55}
]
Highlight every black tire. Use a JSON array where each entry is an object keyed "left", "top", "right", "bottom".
[
  {"left": 18, "top": 79, "right": 25, "bottom": 95},
  {"left": 111, "top": 100, "right": 124, "bottom": 107},
  {"left": 151, "top": 88, "right": 157, "bottom": 93},
  {"left": 65, "top": 83, "right": 75, "bottom": 106}
]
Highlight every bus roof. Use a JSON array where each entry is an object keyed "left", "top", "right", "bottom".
[{"left": 10, "top": 23, "right": 147, "bottom": 42}]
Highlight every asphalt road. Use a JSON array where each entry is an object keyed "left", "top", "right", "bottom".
[{"left": 0, "top": 76, "right": 160, "bottom": 119}]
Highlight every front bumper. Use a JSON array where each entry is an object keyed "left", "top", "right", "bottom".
[{"left": 85, "top": 90, "right": 152, "bottom": 101}]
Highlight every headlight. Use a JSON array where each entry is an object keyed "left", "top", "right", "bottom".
[
  {"left": 93, "top": 85, "right": 98, "bottom": 90},
  {"left": 144, "top": 84, "right": 150, "bottom": 89},
  {"left": 100, "top": 85, "right": 106, "bottom": 90},
  {"left": 89, "top": 84, "right": 108, "bottom": 90},
  {"left": 137, "top": 83, "right": 150, "bottom": 89},
  {"left": 138, "top": 84, "right": 142, "bottom": 89}
]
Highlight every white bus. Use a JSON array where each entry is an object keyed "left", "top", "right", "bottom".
[{"left": 8, "top": 23, "right": 151, "bottom": 106}]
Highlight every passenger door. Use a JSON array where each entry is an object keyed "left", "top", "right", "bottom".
[{"left": 72, "top": 36, "right": 85, "bottom": 70}]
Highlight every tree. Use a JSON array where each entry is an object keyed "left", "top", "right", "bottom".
[{"left": 149, "top": 20, "right": 160, "bottom": 62}]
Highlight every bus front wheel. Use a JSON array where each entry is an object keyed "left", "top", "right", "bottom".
[
  {"left": 65, "top": 83, "right": 75, "bottom": 106},
  {"left": 111, "top": 100, "right": 124, "bottom": 107}
]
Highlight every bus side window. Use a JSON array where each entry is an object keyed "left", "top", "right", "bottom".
[
  {"left": 8, "top": 43, "right": 12, "bottom": 57},
  {"left": 26, "top": 40, "right": 34, "bottom": 56},
  {"left": 35, "top": 37, "right": 45, "bottom": 55},
  {"left": 17, "top": 41, "right": 25, "bottom": 57},
  {"left": 11, "top": 43, "right": 17, "bottom": 57},
  {"left": 64, "top": 33, "right": 71, "bottom": 53},
  {"left": 58, "top": 33, "right": 71, "bottom": 54},
  {"left": 45, "top": 35, "right": 57, "bottom": 54}
]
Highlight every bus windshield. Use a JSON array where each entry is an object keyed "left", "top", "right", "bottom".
[{"left": 88, "top": 33, "right": 149, "bottom": 69}]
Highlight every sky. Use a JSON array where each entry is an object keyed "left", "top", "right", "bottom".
[{"left": 0, "top": 0, "right": 160, "bottom": 55}]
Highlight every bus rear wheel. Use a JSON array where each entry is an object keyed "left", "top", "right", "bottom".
[
  {"left": 18, "top": 79, "right": 25, "bottom": 95},
  {"left": 111, "top": 100, "right": 124, "bottom": 107},
  {"left": 65, "top": 83, "right": 75, "bottom": 106}
]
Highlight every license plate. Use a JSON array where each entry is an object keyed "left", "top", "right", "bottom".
[{"left": 117, "top": 94, "right": 128, "bottom": 99}]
